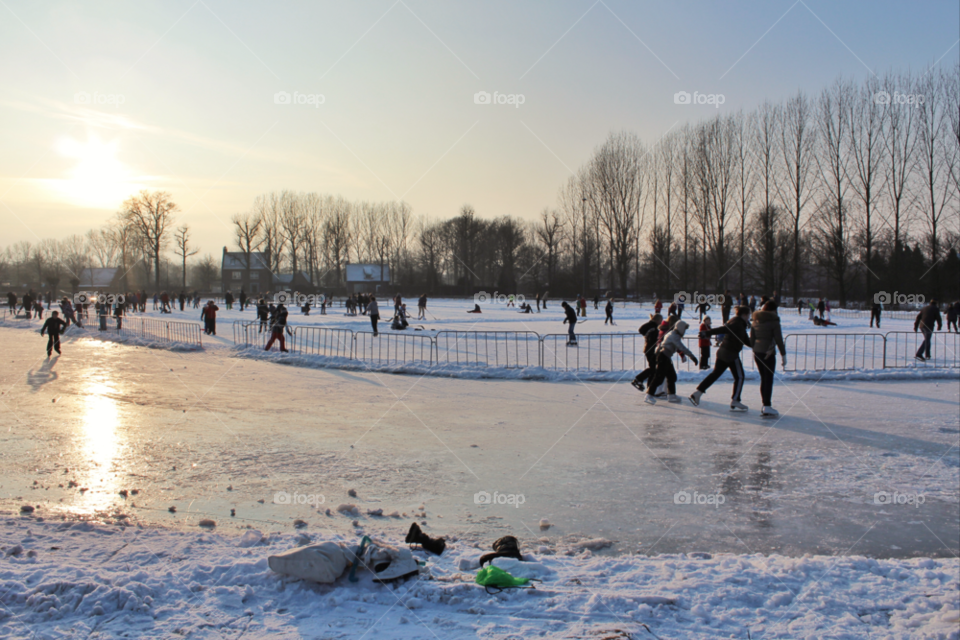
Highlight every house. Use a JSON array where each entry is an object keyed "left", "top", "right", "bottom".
[
  {"left": 272, "top": 272, "right": 313, "bottom": 292},
  {"left": 344, "top": 263, "right": 390, "bottom": 294},
  {"left": 221, "top": 248, "right": 272, "bottom": 295},
  {"left": 78, "top": 267, "right": 121, "bottom": 290}
]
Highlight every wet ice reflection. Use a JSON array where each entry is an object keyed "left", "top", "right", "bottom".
[{"left": 76, "top": 376, "right": 124, "bottom": 514}]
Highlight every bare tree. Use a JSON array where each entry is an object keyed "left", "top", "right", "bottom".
[
  {"left": 174, "top": 225, "right": 199, "bottom": 289},
  {"left": 778, "top": 91, "right": 816, "bottom": 301},
  {"left": 122, "top": 190, "right": 178, "bottom": 289},
  {"left": 535, "top": 208, "right": 564, "bottom": 288},
  {"left": 231, "top": 211, "right": 264, "bottom": 289}
]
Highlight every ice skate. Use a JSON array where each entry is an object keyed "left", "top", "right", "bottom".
[
  {"left": 689, "top": 390, "right": 702, "bottom": 406},
  {"left": 644, "top": 394, "right": 657, "bottom": 405},
  {"left": 667, "top": 394, "right": 681, "bottom": 403},
  {"left": 730, "top": 400, "right": 748, "bottom": 412},
  {"left": 631, "top": 379, "right": 645, "bottom": 392},
  {"left": 761, "top": 406, "right": 779, "bottom": 418}
]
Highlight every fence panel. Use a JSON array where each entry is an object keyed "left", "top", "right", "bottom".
[
  {"left": 241, "top": 322, "right": 276, "bottom": 350},
  {"left": 783, "top": 333, "right": 885, "bottom": 371},
  {"left": 883, "top": 331, "right": 960, "bottom": 368},
  {"left": 354, "top": 332, "right": 434, "bottom": 365},
  {"left": 541, "top": 333, "right": 646, "bottom": 372},
  {"left": 435, "top": 331, "right": 540, "bottom": 369},
  {"left": 295, "top": 326, "right": 354, "bottom": 359}
]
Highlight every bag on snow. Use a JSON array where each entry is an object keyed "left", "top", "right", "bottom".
[
  {"left": 268, "top": 541, "right": 350, "bottom": 584},
  {"left": 350, "top": 536, "right": 420, "bottom": 583},
  {"left": 475, "top": 566, "right": 537, "bottom": 593}
]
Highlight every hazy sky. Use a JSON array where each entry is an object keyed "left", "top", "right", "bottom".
[{"left": 1, "top": 0, "right": 957, "bottom": 258}]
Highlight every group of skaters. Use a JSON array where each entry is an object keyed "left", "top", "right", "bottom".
[{"left": 633, "top": 292, "right": 787, "bottom": 417}]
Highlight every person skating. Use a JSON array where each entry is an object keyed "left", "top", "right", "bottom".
[
  {"left": 696, "top": 299, "right": 711, "bottom": 320},
  {"left": 225, "top": 291, "right": 234, "bottom": 310},
  {"left": 946, "top": 301, "right": 959, "bottom": 333},
  {"left": 40, "top": 311, "right": 67, "bottom": 357},
  {"left": 264, "top": 303, "right": 290, "bottom": 352},
  {"left": 604, "top": 298, "right": 614, "bottom": 325},
  {"left": 690, "top": 305, "right": 752, "bottom": 411},
  {"left": 535, "top": 292, "right": 541, "bottom": 312},
  {"left": 654, "top": 298, "right": 663, "bottom": 316},
  {"left": 239, "top": 289, "right": 247, "bottom": 311},
  {"left": 698, "top": 316, "right": 713, "bottom": 370},
  {"left": 368, "top": 296, "right": 380, "bottom": 336},
  {"left": 256, "top": 299, "right": 269, "bottom": 332},
  {"left": 797, "top": 298, "right": 804, "bottom": 315},
  {"left": 816, "top": 298, "right": 825, "bottom": 320},
  {"left": 60, "top": 298, "right": 81, "bottom": 328},
  {"left": 914, "top": 299, "right": 942, "bottom": 362},
  {"left": 644, "top": 320, "right": 698, "bottom": 405},
  {"left": 6, "top": 292, "right": 16, "bottom": 313},
  {"left": 631, "top": 313, "right": 663, "bottom": 391},
  {"left": 418, "top": 294, "right": 427, "bottom": 320},
  {"left": 750, "top": 301, "right": 787, "bottom": 418},
  {"left": 200, "top": 300, "right": 219, "bottom": 335},
  {"left": 870, "top": 299, "right": 882, "bottom": 328},
  {"left": 562, "top": 301, "right": 578, "bottom": 345},
  {"left": 593, "top": 294, "right": 599, "bottom": 310},
  {"left": 720, "top": 291, "right": 732, "bottom": 324},
  {"left": 20, "top": 291, "right": 33, "bottom": 319},
  {"left": 179, "top": 291, "right": 186, "bottom": 311}
]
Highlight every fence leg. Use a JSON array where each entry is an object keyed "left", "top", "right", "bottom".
[{"left": 882, "top": 335, "right": 887, "bottom": 369}]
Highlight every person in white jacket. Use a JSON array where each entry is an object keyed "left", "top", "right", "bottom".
[{"left": 645, "top": 320, "right": 698, "bottom": 405}]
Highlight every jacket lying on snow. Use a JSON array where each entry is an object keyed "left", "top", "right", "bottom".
[
  {"left": 704, "top": 315, "right": 752, "bottom": 363},
  {"left": 750, "top": 310, "right": 786, "bottom": 357},
  {"left": 657, "top": 320, "right": 697, "bottom": 360}
]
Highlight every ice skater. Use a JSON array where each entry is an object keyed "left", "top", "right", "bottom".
[
  {"left": 631, "top": 313, "right": 663, "bottom": 391},
  {"left": 750, "top": 301, "right": 787, "bottom": 417},
  {"left": 870, "top": 299, "right": 882, "bottom": 328},
  {"left": 418, "top": 294, "right": 427, "bottom": 320},
  {"left": 914, "top": 299, "right": 942, "bottom": 362},
  {"left": 264, "top": 303, "right": 290, "bottom": 352},
  {"left": 368, "top": 296, "right": 380, "bottom": 336},
  {"left": 562, "top": 301, "right": 578, "bottom": 345},
  {"left": 698, "top": 316, "right": 712, "bottom": 370},
  {"left": 644, "top": 320, "right": 697, "bottom": 405},
  {"left": 40, "top": 311, "right": 67, "bottom": 357},
  {"left": 201, "top": 300, "right": 219, "bottom": 335},
  {"left": 604, "top": 298, "right": 614, "bottom": 325},
  {"left": 689, "top": 305, "right": 752, "bottom": 412}
]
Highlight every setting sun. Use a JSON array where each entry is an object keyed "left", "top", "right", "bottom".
[{"left": 53, "top": 132, "right": 141, "bottom": 208}]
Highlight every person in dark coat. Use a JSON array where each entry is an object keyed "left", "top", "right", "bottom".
[
  {"left": 257, "top": 299, "right": 269, "bottom": 332},
  {"left": 870, "top": 300, "right": 882, "bottom": 328},
  {"left": 604, "top": 299, "right": 614, "bottom": 325},
  {"left": 40, "top": 311, "right": 67, "bottom": 357},
  {"left": 720, "top": 291, "right": 732, "bottom": 324},
  {"left": 264, "top": 304, "right": 290, "bottom": 351},
  {"left": 201, "top": 300, "right": 219, "bottom": 335},
  {"left": 690, "top": 306, "right": 752, "bottom": 411},
  {"left": 750, "top": 302, "right": 787, "bottom": 417},
  {"left": 914, "top": 300, "right": 943, "bottom": 361},
  {"left": 946, "top": 301, "right": 959, "bottom": 333},
  {"left": 631, "top": 314, "right": 663, "bottom": 391},
  {"left": 562, "top": 301, "right": 578, "bottom": 344},
  {"left": 816, "top": 298, "right": 826, "bottom": 320}
]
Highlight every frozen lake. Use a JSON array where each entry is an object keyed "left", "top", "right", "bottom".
[{"left": 2, "top": 325, "right": 957, "bottom": 559}]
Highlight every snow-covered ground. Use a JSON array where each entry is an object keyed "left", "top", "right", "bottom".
[{"left": 1, "top": 303, "right": 958, "bottom": 638}]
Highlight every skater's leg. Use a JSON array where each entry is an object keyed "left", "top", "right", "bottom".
[
  {"left": 756, "top": 353, "right": 775, "bottom": 406},
  {"left": 665, "top": 361, "right": 677, "bottom": 395},
  {"left": 696, "top": 358, "right": 730, "bottom": 393},
  {"left": 46, "top": 335, "right": 54, "bottom": 356},
  {"left": 730, "top": 358, "right": 745, "bottom": 402}
]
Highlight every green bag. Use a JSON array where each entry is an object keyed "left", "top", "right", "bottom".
[{"left": 475, "top": 565, "right": 532, "bottom": 593}]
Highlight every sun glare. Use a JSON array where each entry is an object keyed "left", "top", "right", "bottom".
[{"left": 53, "top": 132, "right": 141, "bottom": 208}]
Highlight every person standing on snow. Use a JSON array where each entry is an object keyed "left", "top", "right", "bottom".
[
  {"left": 604, "top": 298, "right": 614, "bottom": 325},
  {"left": 721, "top": 291, "right": 732, "bottom": 325},
  {"left": 750, "top": 301, "right": 787, "bottom": 417},
  {"left": 562, "top": 301, "right": 578, "bottom": 345},
  {"left": 256, "top": 299, "right": 269, "bottom": 332},
  {"left": 654, "top": 299, "right": 663, "bottom": 316},
  {"left": 418, "top": 294, "right": 428, "bottom": 320},
  {"left": 690, "top": 305, "right": 752, "bottom": 411},
  {"left": 201, "top": 300, "right": 219, "bottom": 335},
  {"left": 945, "top": 301, "right": 958, "bottom": 333},
  {"left": 870, "top": 299, "right": 882, "bottom": 328},
  {"left": 696, "top": 299, "right": 711, "bottom": 320},
  {"left": 40, "top": 311, "right": 67, "bottom": 357},
  {"left": 239, "top": 289, "right": 247, "bottom": 311},
  {"left": 368, "top": 296, "right": 380, "bottom": 336},
  {"left": 264, "top": 303, "right": 290, "bottom": 352},
  {"left": 914, "top": 299, "right": 943, "bottom": 362},
  {"left": 644, "top": 320, "right": 698, "bottom": 405}
]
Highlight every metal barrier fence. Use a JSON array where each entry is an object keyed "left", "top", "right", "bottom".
[
  {"left": 436, "top": 330, "right": 540, "bottom": 368},
  {"left": 234, "top": 326, "right": 960, "bottom": 373},
  {"left": 354, "top": 331, "right": 434, "bottom": 365}
]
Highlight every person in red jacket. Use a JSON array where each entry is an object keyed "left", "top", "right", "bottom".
[
  {"left": 200, "top": 300, "right": 219, "bottom": 335},
  {"left": 698, "top": 316, "right": 712, "bottom": 370}
]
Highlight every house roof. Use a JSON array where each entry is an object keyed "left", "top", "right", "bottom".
[{"left": 222, "top": 251, "right": 270, "bottom": 270}]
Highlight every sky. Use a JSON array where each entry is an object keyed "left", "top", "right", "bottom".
[{"left": 0, "top": 0, "right": 957, "bottom": 259}]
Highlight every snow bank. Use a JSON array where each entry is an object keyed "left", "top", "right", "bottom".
[
  {"left": 1, "top": 516, "right": 956, "bottom": 639},
  {"left": 235, "top": 345, "right": 960, "bottom": 383}
]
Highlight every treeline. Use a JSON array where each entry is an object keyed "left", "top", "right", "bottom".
[{"left": 2, "top": 66, "right": 957, "bottom": 303}]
